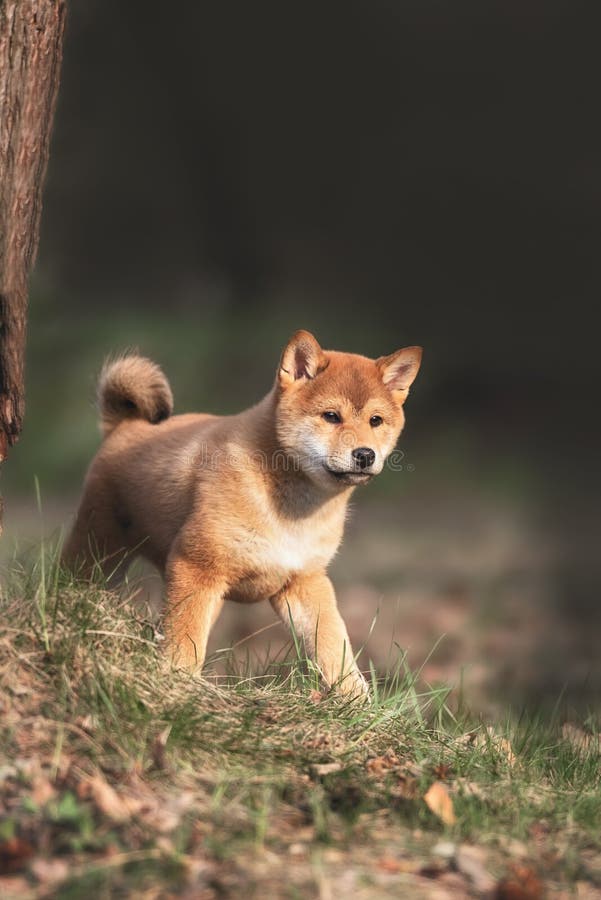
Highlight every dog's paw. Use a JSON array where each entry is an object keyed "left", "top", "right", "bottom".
[{"left": 334, "top": 669, "right": 371, "bottom": 702}]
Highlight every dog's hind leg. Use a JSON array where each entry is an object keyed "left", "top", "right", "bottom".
[{"left": 62, "top": 488, "right": 131, "bottom": 587}]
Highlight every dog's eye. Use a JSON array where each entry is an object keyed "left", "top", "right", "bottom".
[
  {"left": 370, "top": 415, "right": 384, "bottom": 428},
  {"left": 322, "top": 411, "right": 341, "bottom": 424}
]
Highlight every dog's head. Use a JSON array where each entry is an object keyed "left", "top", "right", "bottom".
[{"left": 275, "top": 330, "right": 422, "bottom": 490}]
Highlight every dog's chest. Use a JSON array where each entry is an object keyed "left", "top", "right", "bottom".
[
  {"left": 268, "top": 524, "right": 332, "bottom": 572},
  {"left": 225, "top": 513, "right": 343, "bottom": 603}
]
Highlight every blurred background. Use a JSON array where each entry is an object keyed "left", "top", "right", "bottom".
[{"left": 2, "top": 0, "right": 599, "bottom": 713}]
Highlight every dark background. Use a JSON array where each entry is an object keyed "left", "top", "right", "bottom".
[{"left": 3, "top": 0, "right": 600, "bottom": 711}]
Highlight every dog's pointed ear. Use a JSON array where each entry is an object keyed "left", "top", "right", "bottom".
[
  {"left": 278, "top": 330, "right": 327, "bottom": 386},
  {"left": 376, "top": 346, "right": 422, "bottom": 399}
]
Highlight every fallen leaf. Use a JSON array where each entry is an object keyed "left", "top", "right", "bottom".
[
  {"left": 367, "top": 757, "right": 387, "bottom": 776},
  {"left": 367, "top": 754, "right": 397, "bottom": 776},
  {"left": 562, "top": 724, "right": 598, "bottom": 755},
  {"left": 455, "top": 730, "right": 478, "bottom": 747},
  {"left": 477, "top": 727, "right": 517, "bottom": 767},
  {"left": 497, "top": 737, "right": 517, "bottom": 767},
  {"left": 390, "top": 774, "right": 419, "bottom": 801},
  {"left": 76, "top": 778, "right": 91, "bottom": 800},
  {"left": 151, "top": 725, "right": 172, "bottom": 771},
  {"left": 0, "top": 837, "right": 34, "bottom": 874},
  {"left": 88, "top": 774, "right": 142, "bottom": 823},
  {"left": 432, "top": 763, "right": 452, "bottom": 780},
  {"left": 424, "top": 781, "right": 456, "bottom": 826},
  {"left": 0, "top": 765, "right": 17, "bottom": 782},
  {"left": 31, "top": 777, "right": 56, "bottom": 807},
  {"left": 304, "top": 734, "right": 330, "bottom": 750},
  {"left": 454, "top": 778, "right": 487, "bottom": 801},
  {"left": 377, "top": 856, "right": 402, "bottom": 873},
  {"left": 574, "top": 880, "right": 601, "bottom": 898},
  {"left": 311, "top": 762, "right": 342, "bottom": 777},
  {"left": 7, "top": 684, "right": 30, "bottom": 697},
  {"left": 377, "top": 856, "right": 419, "bottom": 874},
  {"left": 54, "top": 754, "right": 73, "bottom": 783},
  {"left": 528, "top": 821, "right": 551, "bottom": 843},
  {"left": 75, "top": 714, "right": 98, "bottom": 733},
  {"left": 309, "top": 689, "right": 324, "bottom": 704},
  {"left": 496, "top": 863, "right": 544, "bottom": 899}
]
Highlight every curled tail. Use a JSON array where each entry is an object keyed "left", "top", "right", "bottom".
[{"left": 97, "top": 354, "right": 173, "bottom": 436}]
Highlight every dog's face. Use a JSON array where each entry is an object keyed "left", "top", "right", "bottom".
[{"left": 275, "top": 330, "right": 422, "bottom": 490}]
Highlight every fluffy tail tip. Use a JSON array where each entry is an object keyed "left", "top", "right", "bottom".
[{"left": 97, "top": 354, "right": 173, "bottom": 436}]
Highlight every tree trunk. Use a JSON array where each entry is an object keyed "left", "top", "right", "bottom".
[{"left": 0, "top": 0, "right": 65, "bottom": 530}]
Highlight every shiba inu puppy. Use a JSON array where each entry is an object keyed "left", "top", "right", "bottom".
[{"left": 63, "top": 331, "right": 422, "bottom": 695}]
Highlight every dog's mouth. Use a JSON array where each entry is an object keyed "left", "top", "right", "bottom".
[{"left": 324, "top": 466, "right": 374, "bottom": 485}]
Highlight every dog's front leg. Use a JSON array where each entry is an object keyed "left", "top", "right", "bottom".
[
  {"left": 271, "top": 572, "right": 369, "bottom": 697},
  {"left": 164, "top": 554, "right": 226, "bottom": 672}
]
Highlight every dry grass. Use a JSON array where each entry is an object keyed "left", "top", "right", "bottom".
[{"left": 0, "top": 543, "right": 600, "bottom": 898}]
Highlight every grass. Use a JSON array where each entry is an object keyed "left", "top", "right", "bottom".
[{"left": 1, "top": 542, "right": 600, "bottom": 897}]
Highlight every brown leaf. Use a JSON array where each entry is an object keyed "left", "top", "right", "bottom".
[
  {"left": 52, "top": 754, "right": 74, "bottom": 784},
  {"left": 432, "top": 763, "right": 452, "bottom": 780},
  {"left": 311, "top": 762, "right": 342, "bottom": 777},
  {"left": 309, "top": 689, "right": 324, "bottom": 704},
  {"left": 528, "top": 821, "right": 551, "bottom": 843},
  {"left": 377, "top": 856, "right": 419, "bottom": 874},
  {"left": 496, "top": 863, "right": 544, "bottom": 900},
  {"left": 366, "top": 750, "right": 401, "bottom": 776},
  {"left": 31, "top": 777, "right": 56, "bottom": 807},
  {"left": 7, "top": 683, "right": 30, "bottom": 697},
  {"left": 424, "top": 781, "right": 456, "bottom": 826},
  {"left": 477, "top": 727, "right": 517, "bottom": 767},
  {"left": 367, "top": 756, "right": 394, "bottom": 776},
  {"left": 88, "top": 774, "right": 141, "bottom": 823},
  {"left": 0, "top": 837, "right": 35, "bottom": 874},
  {"left": 562, "top": 723, "right": 598, "bottom": 755},
  {"left": 456, "top": 730, "right": 478, "bottom": 747},
  {"left": 390, "top": 774, "right": 419, "bottom": 801},
  {"left": 151, "top": 725, "right": 172, "bottom": 771},
  {"left": 76, "top": 779, "right": 91, "bottom": 800},
  {"left": 75, "top": 714, "right": 98, "bottom": 733},
  {"left": 454, "top": 778, "right": 487, "bottom": 801},
  {"left": 304, "top": 734, "right": 330, "bottom": 750},
  {"left": 497, "top": 738, "right": 517, "bottom": 767},
  {"left": 377, "top": 856, "right": 402, "bottom": 873}
]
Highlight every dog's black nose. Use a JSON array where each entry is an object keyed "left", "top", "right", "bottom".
[{"left": 352, "top": 447, "right": 376, "bottom": 470}]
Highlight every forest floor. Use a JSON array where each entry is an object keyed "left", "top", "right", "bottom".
[{"left": 1, "top": 549, "right": 600, "bottom": 898}]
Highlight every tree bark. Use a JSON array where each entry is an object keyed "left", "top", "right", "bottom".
[{"left": 0, "top": 0, "right": 65, "bottom": 529}]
